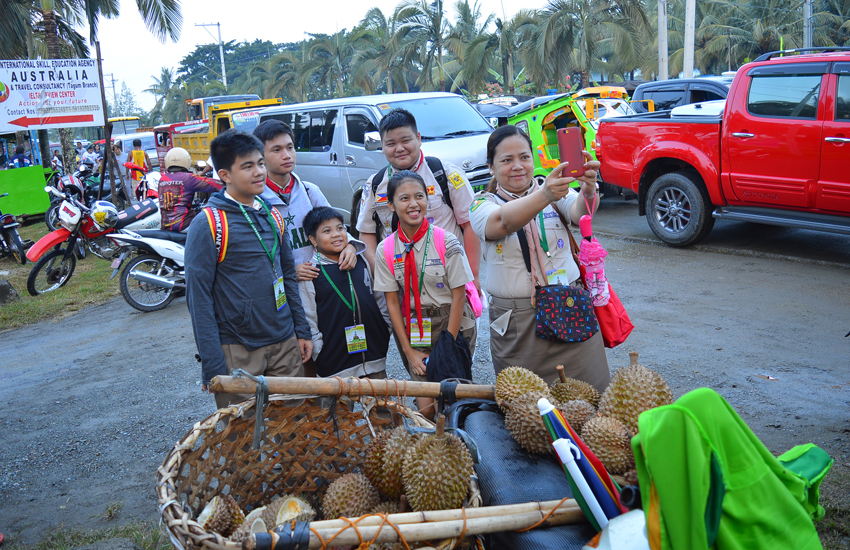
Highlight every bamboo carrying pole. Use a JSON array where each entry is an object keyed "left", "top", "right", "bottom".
[{"left": 209, "top": 376, "right": 496, "bottom": 400}]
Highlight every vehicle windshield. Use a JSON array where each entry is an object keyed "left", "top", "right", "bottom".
[
  {"left": 112, "top": 119, "right": 140, "bottom": 134},
  {"left": 232, "top": 110, "right": 261, "bottom": 134},
  {"left": 577, "top": 99, "right": 635, "bottom": 129},
  {"left": 385, "top": 96, "right": 492, "bottom": 140}
]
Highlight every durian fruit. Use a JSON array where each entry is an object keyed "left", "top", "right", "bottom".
[
  {"left": 363, "top": 430, "right": 392, "bottom": 493},
  {"left": 228, "top": 514, "right": 267, "bottom": 543},
  {"left": 502, "top": 391, "right": 554, "bottom": 455},
  {"left": 196, "top": 494, "right": 246, "bottom": 537},
  {"left": 402, "top": 415, "right": 473, "bottom": 512},
  {"left": 378, "top": 426, "right": 417, "bottom": 499},
  {"left": 559, "top": 399, "right": 597, "bottom": 434},
  {"left": 598, "top": 352, "right": 673, "bottom": 435},
  {"left": 582, "top": 415, "right": 635, "bottom": 475},
  {"left": 262, "top": 495, "right": 315, "bottom": 527},
  {"left": 495, "top": 367, "right": 549, "bottom": 408},
  {"left": 369, "top": 501, "right": 400, "bottom": 515},
  {"left": 551, "top": 367, "right": 601, "bottom": 407},
  {"left": 322, "top": 473, "right": 381, "bottom": 519}
]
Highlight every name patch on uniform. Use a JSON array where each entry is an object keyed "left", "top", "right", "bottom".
[
  {"left": 543, "top": 211, "right": 560, "bottom": 219},
  {"left": 448, "top": 171, "right": 466, "bottom": 189},
  {"left": 470, "top": 198, "right": 486, "bottom": 212},
  {"left": 426, "top": 258, "right": 443, "bottom": 266}
]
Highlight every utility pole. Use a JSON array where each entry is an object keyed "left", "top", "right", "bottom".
[
  {"left": 197, "top": 22, "right": 227, "bottom": 88},
  {"left": 658, "top": 0, "right": 668, "bottom": 80},
  {"left": 683, "top": 0, "right": 695, "bottom": 77},
  {"left": 803, "top": 0, "right": 813, "bottom": 48},
  {"left": 727, "top": 29, "right": 732, "bottom": 71}
]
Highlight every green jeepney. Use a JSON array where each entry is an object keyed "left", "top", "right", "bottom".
[{"left": 507, "top": 86, "right": 637, "bottom": 182}]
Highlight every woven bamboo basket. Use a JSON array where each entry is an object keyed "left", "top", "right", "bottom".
[{"left": 156, "top": 393, "right": 485, "bottom": 550}]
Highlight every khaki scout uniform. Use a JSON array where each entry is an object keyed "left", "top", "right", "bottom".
[
  {"left": 373, "top": 230, "right": 477, "bottom": 381},
  {"left": 355, "top": 158, "right": 475, "bottom": 242},
  {"left": 468, "top": 188, "right": 610, "bottom": 391}
]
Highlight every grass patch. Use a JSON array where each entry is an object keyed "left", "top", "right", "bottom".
[
  {"left": 818, "top": 463, "right": 850, "bottom": 549},
  {"left": 4, "top": 521, "right": 171, "bottom": 550},
  {"left": 0, "top": 221, "right": 119, "bottom": 330}
]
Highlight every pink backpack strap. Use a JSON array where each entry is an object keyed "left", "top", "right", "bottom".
[
  {"left": 383, "top": 232, "right": 396, "bottom": 274},
  {"left": 432, "top": 225, "right": 446, "bottom": 265}
]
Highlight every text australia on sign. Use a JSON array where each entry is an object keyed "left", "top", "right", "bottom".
[{"left": 0, "top": 58, "right": 105, "bottom": 133}]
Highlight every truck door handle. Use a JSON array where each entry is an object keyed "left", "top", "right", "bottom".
[
  {"left": 732, "top": 132, "right": 755, "bottom": 138},
  {"left": 825, "top": 137, "right": 850, "bottom": 143},
  {"left": 345, "top": 154, "right": 356, "bottom": 166},
  {"left": 330, "top": 152, "right": 338, "bottom": 165}
]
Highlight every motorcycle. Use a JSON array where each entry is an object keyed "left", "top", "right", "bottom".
[
  {"left": 124, "top": 161, "right": 160, "bottom": 201},
  {"left": 0, "top": 193, "right": 27, "bottom": 265},
  {"left": 44, "top": 170, "right": 129, "bottom": 231},
  {"left": 108, "top": 229, "right": 185, "bottom": 312},
  {"left": 25, "top": 186, "right": 161, "bottom": 296}
]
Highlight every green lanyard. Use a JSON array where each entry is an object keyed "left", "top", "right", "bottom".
[
  {"left": 397, "top": 228, "right": 431, "bottom": 296},
  {"left": 318, "top": 251, "right": 356, "bottom": 315},
  {"left": 238, "top": 201, "right": 280, "bottom": 275},
  {"left": 537, "top": 211, "right": 550, "bottom": 257}
]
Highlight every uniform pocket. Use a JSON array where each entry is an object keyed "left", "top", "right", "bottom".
[{"left": 424, "top": 264, "right": 447, "bottom": 285}]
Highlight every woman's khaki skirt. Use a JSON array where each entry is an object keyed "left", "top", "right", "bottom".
[{"left": 489, "top": 296, "right": 610, "bottom": 392}]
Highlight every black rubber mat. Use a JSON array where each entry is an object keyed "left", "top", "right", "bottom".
[{"left": 446, "top": 401, "right": 597, "bottom": 549}]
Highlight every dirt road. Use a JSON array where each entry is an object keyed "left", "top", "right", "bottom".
[{"left": 1, "top": 222, "right": 848, "bottom": 544}]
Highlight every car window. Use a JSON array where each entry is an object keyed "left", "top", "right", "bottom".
[
  {"left": 308, "top": 110, "right": 337, "bottom": 152},
  {"left": 691, "top": 89, "right": 725, "bottom": 103},
  {"left": 646, "top": 90, "right": 686, "bottom": 111},
  {"left": 747, "top": 75, "right": 821, "bottom": 119},
  {"left": 386, "top": 96, "right": 491, "bottom": 140},
  {"left": 346, "top": 113, "right": 378, "bottom": 146},
  {"left": 836, "top": 76, "right": 850, "bottom": 121},
  {"left": 232, "top": 110, "right": 261, "bottom": 134}
]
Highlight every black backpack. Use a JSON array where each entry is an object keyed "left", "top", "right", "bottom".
[{"left": 371, "top": 157, "right": 453, "bottom": 239}]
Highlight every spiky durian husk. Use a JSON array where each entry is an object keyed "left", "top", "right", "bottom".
[
  {"left": 262, "top": 495, "right": 315, "bottom": 528},
  {"left": 364, "top": 430, "right": 392, "bottom": 493},
  {"left": 402, "top": 432, "right": 473, "bottom": 512},
  {"left": 196, "top": 494, "right": 245, "bottom": 537},
  {"left": 369, "top": 501, "right": 400, "bottom": 515},
  {"left": 559, "top": 399, "right": 597, "bottom": 434},
  {"left": 379, "top": 427, "right": 416, "bottom": 499},
  {"left": 322, "top": 473, "right": 381, "bottom": 520},
  {"left": 582, "top": 415, "right": 635, "bottom": 475},
  {"left": 551, "top": 377, "right": 601, "bottom": 408},
  {"left": 598, "top": 364, "right": 673, "bottom": 435},
  {"left": 502, "top": 391, "right": 553, "bottom": 455},
  {"left": 228, "top": 516, "right": 267, "bottom": 543},
  {"left": 495, "top": 367, "right": 549, "bottom": 409}
]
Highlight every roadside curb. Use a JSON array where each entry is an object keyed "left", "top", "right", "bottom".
[{"left": 594, "top": 231, "right": 850, "bottom": 270}]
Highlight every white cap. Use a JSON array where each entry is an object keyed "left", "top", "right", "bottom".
[{"left": 537, "top": 397, "right": 555, "bottom": 415}]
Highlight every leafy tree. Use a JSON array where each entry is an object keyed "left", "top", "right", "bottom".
[{"left": 396, "top": 0, "right": 453, "bottom": 91}]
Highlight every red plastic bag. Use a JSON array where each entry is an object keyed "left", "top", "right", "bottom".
[{"left": 593, "top": 281, "right": 633, "bottom": 348}]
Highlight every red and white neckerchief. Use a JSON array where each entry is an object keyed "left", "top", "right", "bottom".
[
  {"left": 265, "top": 174, "right": 295, "bottom": 196},
  {"left": 397, "top": 218, "right": 430, "bottom": 340}
]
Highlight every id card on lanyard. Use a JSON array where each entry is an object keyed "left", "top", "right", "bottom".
[
  {"left": 239, "top": 202, "right": 287, "bottom": 311},
  {"left": 319, "top": 252, "right": 368, "bottom": 354}
]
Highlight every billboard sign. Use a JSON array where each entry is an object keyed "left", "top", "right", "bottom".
[{"left": 0, "top": 58, "right": 105, "bottom": 133}]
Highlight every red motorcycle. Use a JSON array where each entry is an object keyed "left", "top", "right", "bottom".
[
  {"left": 25, "top": 185, "right": 160, "bottom": 296},
  {"left": 124, "top": 161, "right": 160, "bottom": 200}
]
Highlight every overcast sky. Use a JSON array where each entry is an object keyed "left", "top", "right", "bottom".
[{"left": 95, "top": 0, "right": 540, "bottom": 111}]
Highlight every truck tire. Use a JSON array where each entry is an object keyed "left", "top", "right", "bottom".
[{"left": 645, "top": 171, "right": 715, "bottom": 247}]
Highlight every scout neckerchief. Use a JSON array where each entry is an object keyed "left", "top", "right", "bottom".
[
  {"left": 265, "top": 174, "right": 295, "bottom": 196},
  {"left": 386, "top": 151, "right": 425, "bottom": 179},
  {"left": 396, "top": 218, "right": 430, "bottom": 340},
  {"left": 496, "top": 182, "right": 549, "bottom": 287},
  {"left": 238, "top": 199, "right": 285, "bottom": 309}
]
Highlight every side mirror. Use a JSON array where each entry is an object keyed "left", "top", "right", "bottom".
[{"left": 364, "top": 131, "right": 382, "bottom": 152}]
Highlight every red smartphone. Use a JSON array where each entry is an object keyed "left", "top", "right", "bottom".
[{"left": 557, "top": 127, "right": 586, "bottom": 180}]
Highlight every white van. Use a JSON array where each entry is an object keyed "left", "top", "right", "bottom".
[{"left": 257, "top": 92, "right": 493, "bottom": 224}]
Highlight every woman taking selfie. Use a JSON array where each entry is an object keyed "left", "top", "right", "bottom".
[
  {"left": 373, "top": 171, "right": 477, "bottom": 418},
  {"left": 469, "top": 125, "right": 610, "bottom": 391}
]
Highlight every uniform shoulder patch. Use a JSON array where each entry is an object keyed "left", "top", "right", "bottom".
[
  {"left": 470, "top": 197, "right": 487, "bottom": 212},
  {"left": 448, "top": 171, "right": 466, "bottom": 190}
]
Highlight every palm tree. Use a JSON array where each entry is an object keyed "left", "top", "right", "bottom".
[
  {"left": 242, "top": 52, "right": 304, "bottom": 102},
  {"left": 300, "top": 31, "right": 353, "bottom": 99},
  {"left": 396, "top": 0, "right": 452, "bottom": 91},
  {"left": 351, "top": 7, "right": 411, "bottom": 94},
  {"left": 444, "top": 0, "right": 496, "bottom": 92}
]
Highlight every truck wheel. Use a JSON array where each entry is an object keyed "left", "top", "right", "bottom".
[
  {"left": 350, "top": 189, "right": 362, "bottom": 239},
  {"left": 645, "top": 172, "right": 715, "bottom": 247}
]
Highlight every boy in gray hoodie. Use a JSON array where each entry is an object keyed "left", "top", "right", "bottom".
[{"left": 186, "top": 130, "right": 312, "bottom": 408}]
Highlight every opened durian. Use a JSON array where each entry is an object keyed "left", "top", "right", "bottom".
[
  {"left": 495, "top": 367, "right": 549, "bottom": 408},
  {"left": 551, "top": 368, "right": 601, "bottom": 407},
  {"left": 502, "top": 390, "right": 554, "bottom": 455},
  {"left": 228, "top": 515, "right": 267, "bottom": 543},
  {"left": 559, "top": 399, "right": 597, "bottom": 434},
  {"left": 402, "top": 415, "right": 473, "bottom": 512},
  {"left": 598, "top": 352, "right": 673, "bottom": 435},
  {"left": 262, "top": 495, "right": 315, "bottom": 527},
  {"left": 378, "top": 426, "right": 417, "bottom": 499},
  {"left": 196, "top": 494, "right": 245, "bottom": 537},
  {"left": 363, "top": 430, "right": 392, "bottom": 493},
  {"left": 582, "top": 415, "right": 635, "bottom": 475},
  {"left": 322, "top": 473, "right": 381, "bottom": 519}
]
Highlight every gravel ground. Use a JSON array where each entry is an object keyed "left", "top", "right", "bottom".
[{"left": 1, "top": 234, "right": 848, "bottom": 545}]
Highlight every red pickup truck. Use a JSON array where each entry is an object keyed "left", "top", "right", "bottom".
[{"left": 597, "top": 48, "right": 850, "bottom": 246}]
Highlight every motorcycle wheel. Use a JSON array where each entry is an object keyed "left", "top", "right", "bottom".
[
  {"left": 119, "top": 254, "right": 176, "bottom": 312},
  {"left": 5, "top": 229, "right": 26, "bottom": 265},
  {"left": 45, "top": 203, "right": 60, "bottom": 231},
  {"left": 27, "top": 248, "right": 76, "bottom": 296}
]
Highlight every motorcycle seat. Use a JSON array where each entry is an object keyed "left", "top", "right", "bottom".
[
  {"left": 115, "top": 199, "right": 159, "bottom": 229},
  {"left": 132, "top": 229, "right": 187, "bottom": 244}
]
